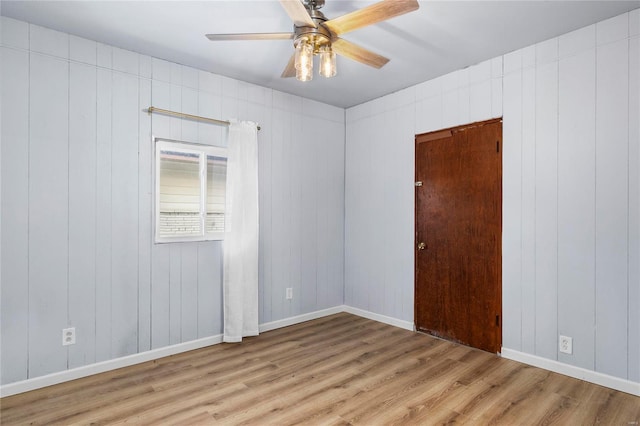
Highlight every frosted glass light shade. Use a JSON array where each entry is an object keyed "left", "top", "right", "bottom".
[
  {"left": 296, "top": 63, "right": 313, "bottom": 81},
  {"left": 319, "top": 45, "right": 336, "bottom": 78},
  {"left": 295, "top": 40, "right": 313, "bottom": 71}
]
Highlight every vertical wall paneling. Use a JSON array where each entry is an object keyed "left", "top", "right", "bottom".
[
  {"left": 381, "top": 111, "right": 395, "bottom": 317},
  {"left": 95, "top": 67, "right": 113, "bottom": 362},
  {"left": 149, "top": 79, "right": 171, "bottom": 350},
  {"left": 29, "top": 25, "right": 68, "bottom": 59},
  {"left": 558, "top": 46, "right": 596, "bottom": 370},
  {"left": 1, "top": 20, "right": 346, "bottom": 386},
  {"left": 491, "top": 77, "right": 503, "bottom": 118},
  {"left": 521, "top": 66, "right": 537, "bottom": 354},
  {"left": 2, "top": 17, "right": 29, "bottom": 49},
  {"left": 595, "top": 38, "right": 629, "bottom": 378},
  {"left": 150, "top": 244, "right": 170, "bottom": 349},
  {"left": 110, "top": 71, "right": 140, "bottom": 358},
  {"left": 502, "top": 56, "right": 523, "bottom": 351},
  {"left": 343, "top": 120, "right": 356, "bottom": 308},
  {"left": 3, "top": 12, "right": 637, "bottom": 389},
  {"left": 150, "top": 70, "right": 172, "bottom": 349},
  {"left": 361, "top": 118, "right": 375, "bottom": 312},
  {"left": 181, "top": 87, "right": 198, "bottom": 142},
  {"left": 344, "top": 121, "right": 358, "bottom": 306},
  {"left": 442, "top": 89, "right": 459, "bottom": 129},
  {"left": 70, "top": 35, "right": 96, "bottom": 66},
  {"left": 280, "top": 108, "right": 293, "bottom": 317},
  {"left": 315, "top": 116, "right": 330, "bottom": 310},
  {"left": 469, "top": 79, "right": 492, "bottom": 123},
  {"left": 398, "top": 105, "right": 416, "bottom": 321},
  {"left": 628, "top": 34, "right": 639, "bottom": 382},
  {"left": 197, "top": 242, "right": 222, "bottom": 337},
  {"left": 289, "top": 107, "right": 302, "bottom": 317},
  {"left": 138, "top": 77, "right": 152, "bottom": 353},
  {"left": 169, "top": 83, "right": 182, "bottom": 141},
  {"left": 68, "top": 61, "right": 98, "bottom": 369},
  {"left": 329, "top": 118, "right": 346, "bottom": 309},
  {"left": 270, "top": 108, "right": 286, "bottom": 318},
  {"left": 96, "top": 43, "right": 112, "bottom": 69},
  {"left": 534, "top": 56, "right": 559, "bottom": 361},
  {"left": 415, "top": 91, "right": 443, "bottom": 134},
  {"left": 300, "top": 112, "right": 318, "bottom": 314},
  {"left": 344, "top": 117, "right": 357, "bottom": 309},
  {"left": 181, "top": 244, "right": 198, "bottom": 342},
  {"left": 112, "top": 47, "right": 138, "bottom": 75},
  {"left": 368, "top": 115, "right": 385, "bottom": 315},
  {"left": 28, "top": 53, "right": 69, "bottom": 377},
  {"left": 169, "top": 244, "right": 182, "bottom": 345},
  {"left": 457, "top": 86, "right": 471, "bottom": 126},
  {"left": 342, "top": 10, "right": 636, "bottom": 385},
  {"left": 197, "top": 90, "right": 223, "bottom": 147},
  {"left": 345, "top": 117, "right": 373, "bottom": 311},
  {"left": 0, "top": 47, "right": 30, "bottom": 384},
  {"left": 151, "top": 58, "right": 170, "bottom": 83},
  {"left": 258, "top": 112, "right": 273, "bottom": 324}
]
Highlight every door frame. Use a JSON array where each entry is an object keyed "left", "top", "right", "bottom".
[{"left": 413, "top": 118, "right": 503, "bottom": 351}]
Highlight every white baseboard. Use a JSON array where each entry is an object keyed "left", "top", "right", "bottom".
[
  {"left": 0, "top": 335, "right": 223, "bottom": 398},
  {"left": 501, "top": 348, "right": 640, "bottom": 397},
  {"left": 0, "top": 305, "right": 347, "bottom": 398},
  {"left": 343, "top": 305, "right": 415, "bottom": 331},
  {"left": 259, "top": 306, "right": 345, "bottom": 333},
  {"left": 7, "top": 308, "right": 635, "bottom": 399}
]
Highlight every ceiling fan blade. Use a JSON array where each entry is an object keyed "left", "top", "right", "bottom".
[
  {"left": 279, "top": 0, "right": 316, "bottom": 28},
  {"left": 281, "top": 54, "right": 297, "bottom": 78},
  {"left": 324, "top": 0, "right": 419, "bottom": 36},
  {"left": 332, "top": 38, "right": 389, "bottom": 69},
  {"left": 206, "top": 33, "right": 294, "bottom": 41}
]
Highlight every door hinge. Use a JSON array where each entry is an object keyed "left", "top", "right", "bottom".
[
  {"left": 496, "top": 315, "right": 500, "bottom": 326},
  {"left": 415, "top": 181, "right": 423, "bottom": 187}
]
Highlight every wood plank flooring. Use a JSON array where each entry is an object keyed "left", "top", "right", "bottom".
[{"left": 1, "top": 313, "right": 639, "bottom": 425}]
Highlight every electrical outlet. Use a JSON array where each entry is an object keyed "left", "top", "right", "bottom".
[
  {"left": 62, "top": 327, "right": 76, "bottom": 346},
  {"left": 559, "top": 335, "right": 572, "bottom": 354},
  {"left": 286, "top": 288, "right": 293, "bottom": 300}
]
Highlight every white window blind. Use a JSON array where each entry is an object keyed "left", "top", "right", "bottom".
[{"left": 155, "top": 138, "right": 227, "bottom": 243}]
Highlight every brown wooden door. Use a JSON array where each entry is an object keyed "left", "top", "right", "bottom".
[{"left": 414, "top": 119, "right": 502, "bottom": 353}]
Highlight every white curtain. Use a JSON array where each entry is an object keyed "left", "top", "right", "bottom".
[{"left": 223, "top": 121, "right": 259, "bottom": 342}]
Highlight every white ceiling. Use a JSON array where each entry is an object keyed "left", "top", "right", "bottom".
[{"left": 2, "top": 1, "right": 638, "bottom": 108}]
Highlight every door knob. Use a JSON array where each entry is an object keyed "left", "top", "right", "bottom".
[{"left": 417, "top": 242, "right": 426, "bottom": 250}]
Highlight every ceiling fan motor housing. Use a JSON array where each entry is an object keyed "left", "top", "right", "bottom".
[
  {"left": 294, "top": 7, "right": 332, "bottom": 52},
  {"left": 304, "top": 0, "right": 325, "bottom": 10}
]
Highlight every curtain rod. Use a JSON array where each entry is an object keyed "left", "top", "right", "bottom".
[{"left": 147, "top": 106, "right": 261, "bottom": 131}]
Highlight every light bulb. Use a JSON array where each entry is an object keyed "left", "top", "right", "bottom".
[
  {"left": 319, "top": 45, "right": 336, "bottom": 78},
  {"left": 295, "top": 40, "right": 313, "bottom": 71}
]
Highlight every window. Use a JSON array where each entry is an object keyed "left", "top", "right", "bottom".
[{"left": 155, "top": 138, "right": 227, "bottom": 242}]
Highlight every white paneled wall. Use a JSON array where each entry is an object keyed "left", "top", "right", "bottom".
[
  {"left": 1, "top": 17, "right": 344, "bottom": 385},
  {"left": 345, "top": 55, "right": 504, "bottom": 322},
  {"left": 345, "top": 10, "right": 639, "bottom": 383},
  {"left": 1, "top": 9, "right": 637, "bottom": 392}
]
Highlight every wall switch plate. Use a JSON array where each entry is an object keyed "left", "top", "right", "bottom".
[
  {"left": 559, "top": 335, "right": 572, "bottom": 354},
  {"left": 62, "top": 327, "right": 76, "bottom": 346},
  {"left": 286, "top": 288, "right": 293, "bottom": 300}
]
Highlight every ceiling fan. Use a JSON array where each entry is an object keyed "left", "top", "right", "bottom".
[{"left": 205, "top": 0, "right": 419, "bottom": 81}]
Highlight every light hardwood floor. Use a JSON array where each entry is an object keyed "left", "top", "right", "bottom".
[{"left": 1, "top": 313, "right": 639, "bottom": 425}]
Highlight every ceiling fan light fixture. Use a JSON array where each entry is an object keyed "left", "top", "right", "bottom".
[
  {"left": 206, "top": 0, "right": 420, "bottom": 83},
  {"left": 295, "top": 39, "right": 313, "bottom": 81},
  {"left": 295, "top": 39, "right": 313, "bottom": 69},
  {"left": 296, "top": 61, "right": 313, "bottom": 81},
  {"left": 319, "top": 45, "right": 336, "bottom": 78}
]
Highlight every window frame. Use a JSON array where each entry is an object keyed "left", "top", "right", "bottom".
[{"left": 154, "top": 137, "right": 228, "bottom": 243}]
